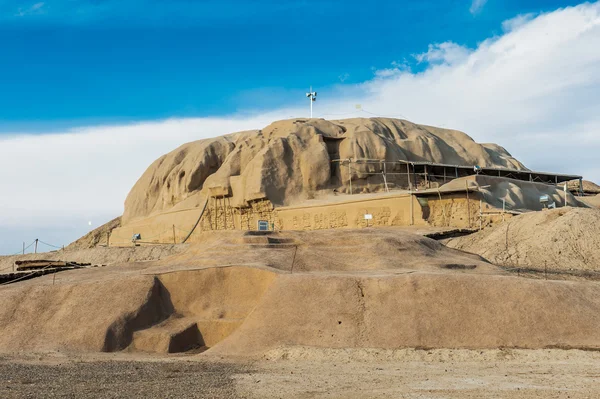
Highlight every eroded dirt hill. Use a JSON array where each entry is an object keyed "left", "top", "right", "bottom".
[
  {"left": 123, "top": 118, "right": 526, "bottom": 223},
  {"left": 446, "top": 207, "right": 600, "bottom": 271},
  {"left": 1, "top": 228, "right": 600, "bottom": 357}
]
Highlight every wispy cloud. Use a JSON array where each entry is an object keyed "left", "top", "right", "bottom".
[
  {"left": 470, "top": 0, "right": 488, "bottom": 15},
  {"left": 414, "top": 42, "right": 472, "bottom": 65},
  {"left": 502, "top": 12, "right": 538, "bottom": 32},
  {"left": 15, "top": 2, "right": 45, "bottom": 17},
  {"left": 2, "top": 2, "right": 600, "bottom": 253}
]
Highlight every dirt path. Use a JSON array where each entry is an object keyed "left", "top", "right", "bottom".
[
  {"left": 240, "top": 348, "right": 600, "bottom": 398},
  {"left": 1, "top": 348, "right": 599, "bottom": 398}
]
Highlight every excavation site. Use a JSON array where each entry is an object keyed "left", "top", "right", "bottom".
[{"left": 2, "top": 117, "right": 600, "bottom": 398}]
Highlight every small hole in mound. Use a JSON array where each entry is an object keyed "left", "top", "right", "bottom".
[
  {"left": 179, "top": 171, "right": 186, "bottom": 179},
  {"left": 338, "top": 321, "right": 342, "bottom": 325},
  {"left": 441, "top": 264, "right": 477, "bottom": 270}
]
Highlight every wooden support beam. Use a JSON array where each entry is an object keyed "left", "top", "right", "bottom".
[{"left": 412, "top": 164, "right": 418, "bottom": 191}]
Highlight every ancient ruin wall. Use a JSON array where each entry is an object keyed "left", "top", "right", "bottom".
[
  {"left": 275, "top": 194, "right": 426, "bottom": 230},
  {"left": 122, "top": 117, "right": 526, "bottom": 225}
]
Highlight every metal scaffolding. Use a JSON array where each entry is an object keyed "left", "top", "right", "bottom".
[{"left": 331, "top": 158, "right": 583, "bottom": 195}]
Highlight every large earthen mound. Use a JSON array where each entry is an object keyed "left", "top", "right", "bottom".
[
  {"left": 123, "top": 118, "right": 526, "bottom": 223},
  {"left": 446, "top": 207, "right": 600, "bottom": 271},
  {"left": 148, "top": 228, "right": 495, "bottom": 274},
  {"left": 2, "top": 228, "right": 600, "bottom": 356}
]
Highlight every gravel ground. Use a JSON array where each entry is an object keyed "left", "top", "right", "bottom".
[
  {"left": 2, "top": 348, "right": 600, "bottom": 398},
  {"left": 0, "top": 356, "right": 250, "bottom": 398}
]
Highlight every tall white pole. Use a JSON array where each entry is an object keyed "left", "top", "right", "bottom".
[{"left": 310, "top": 86, "right": 313, "bottom": 118}]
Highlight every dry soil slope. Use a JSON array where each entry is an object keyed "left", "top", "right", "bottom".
[
  {"left": 580, "top": 194, "right": 600, "bottom": 208},
  {"left": 122, "top": 117, "right": 526, "bottom": 224},
  {"left": 2, "top": 229, "right": 600, "bottom": 356},
  {"left": 152, "top": 228, "right": 496, "bottom": 274},
  {"left": 212, "top": 272, "right": 600, "bottom": 356},
  {"left": 446, "top": 207, "right": 600, "bottom": 271},
  {"left": 66, "top": 217, "right": 121, "bottom": 250},
  {"left": 0, "top": 274, "right": 169, "bottom": 352}
]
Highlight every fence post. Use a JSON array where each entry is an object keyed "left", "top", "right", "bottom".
[
  {"left": 410, "top": 194, "right": 414, "bottom": 226},
  {"left": 465, "top": 181, "right": 471, "bottom": 228},
  {"left": 34, "top": 239, "right": 38, "bottom": 254},
  {"left": 383, "top": 162, "right": 389, "bottom": 192},
  {"left": 479, "top": 199, "right": 483, "bottom": 230},
  {"left": 22, "top": 242, "right": 25, "bottom": 255},
  {"left": 348, "top": 160, "right": 353, "bottom": 195}
]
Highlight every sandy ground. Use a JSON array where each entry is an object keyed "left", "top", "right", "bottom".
[
  {"left": 1, "top": 348, "right": 599, "bottom": 398},
  {"left": 446, "top": 207, "right": 600, "bottom": 272}
]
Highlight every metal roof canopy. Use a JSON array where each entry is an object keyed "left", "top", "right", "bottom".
[{"left": 331, "top": 158, "right": 582, "bottom": 185}]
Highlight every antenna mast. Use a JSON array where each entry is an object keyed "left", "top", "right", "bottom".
[{"left": 306, "top": 86, "right": 317, "bottom": 118}]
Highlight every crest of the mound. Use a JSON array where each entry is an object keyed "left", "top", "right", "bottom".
[{"left": 123, "top": 117, "right": 526, "bottom": 223}]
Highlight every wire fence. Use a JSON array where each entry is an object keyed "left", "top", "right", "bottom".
[{"left": 4, "top": 238, "right": 65, "bottom": 257}]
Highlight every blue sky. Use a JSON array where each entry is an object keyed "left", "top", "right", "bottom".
[
  {"left": 0, "top": 0, "right": 583, "bottom": 130},
  {"left": 1, "top": 0, "right": 599, "bottom": 254}
]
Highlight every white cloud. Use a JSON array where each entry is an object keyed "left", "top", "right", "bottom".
[
  {"left": 16, "top": 2, "right": 45, "bottom": 17},
  {"left": 2, "top": 2, "right": 600, "bottom": 254},
  {"left": 470, "top": 0, "right": 488, "bottom": 15},
  {"left": 414, "top": 42, "right": 472, "bottom": 65},
  {"left": 0, "top": 113, "right": 294, "bottom": 253},
  {"left": 502, "top": 12, "right": 538, "bottom": 32},
  {"left": 349, "top": 1, "right": 600, "bottom": 179}
]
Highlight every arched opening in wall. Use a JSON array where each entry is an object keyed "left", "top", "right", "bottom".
[{"left": 323, "top": 137, "right": 344, "bottom": 188}]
